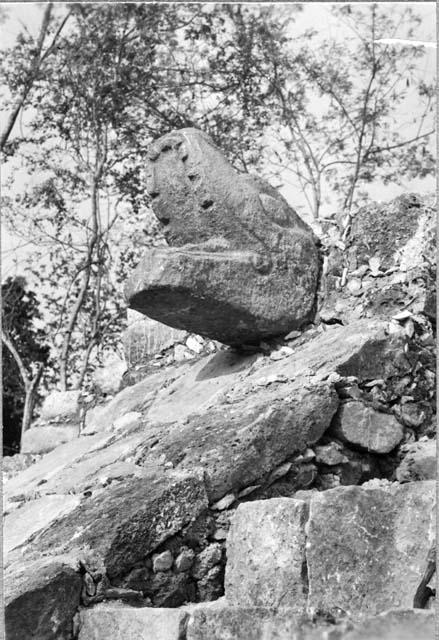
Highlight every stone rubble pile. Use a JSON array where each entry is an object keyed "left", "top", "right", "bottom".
[{"left": 3, "top": 127, "right": 436, "bottom": 640}]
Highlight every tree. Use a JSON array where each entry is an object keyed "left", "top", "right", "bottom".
[
  {"left": 2, "top": 277, "right": 50, "bottom": 453},
  {"left": 0, "top": 3, "right": 72, "bottom": 152},
  {"left": 1, "top": 3, "right": 434, "bottom": 398},
  {"left": 263, "top": 3, "right": 435, "bottom": 218}
]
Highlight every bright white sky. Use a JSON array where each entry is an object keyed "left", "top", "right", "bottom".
[{"left": 0, "top": 2, "right": 436, "bottom": 278}]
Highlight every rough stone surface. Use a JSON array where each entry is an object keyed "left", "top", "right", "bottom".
[
  {"left": 186, "top": 606, "right": 343, "bottom": 640},
  {"left": 5, "top": 556, "right": 82, "bottom": 640},
  {"left": 123, "top": 313, "right": 187, "bottom": 367},
  {"left": 343, "top": 608, "right": 434, "bottom": 640},
  {"left": 126, "top": 127, "right": 320, "bottom": 345},
  {"left": 22, "top": 473, "right": 208, "bottom": 579},
  {"left": 21, "top": 424, "right": 79, "bottom": 454},
  {"left": 40, "top": 389, "right": 81, "bottom": 421},
  {"left": 153, "top": 550, "right": 174, "bottom": 572},
  {"left": 225, "top": 499, "right": 308, "bottom": 612},
  {"left": 4, "top": 494, "right": 80, "bottom": 554},
  {"left": 319, "top": 194, "right": 436, "bottom": 324},
  {"left": 395, "top": 438, "right": 436, "bottom": 482},
  {"left": 306, "top": 480, "right": 436, "bottom": 618},
  {"left": 331, "top": 401, "right": 404, "bottom": 453},
  {"left": 3, "top": 318, "right": 417, "bottom": 633},
  {"left": 93, "top": 353, "right": 127, "bottom": 395},
  {"left": 77, "top": 603, "right": 188, "bottom": 640}
]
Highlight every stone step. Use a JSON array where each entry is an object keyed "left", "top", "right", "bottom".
[
  {"left": 76, "top": 603, "right": 434, "bottom": 640},
  {"left": 225, "top": 481, "right": 435, "bottom": 618}
]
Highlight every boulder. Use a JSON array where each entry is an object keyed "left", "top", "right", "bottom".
[
  {"left": 21, "top": 424, "right": 79, "bottom": 454},
  {"left": 126, "top": 128, "right": 320, "bottom": 345},
  {"left": 225, "top": 498, "right": 308, "bottom": 612},
  {"left": 306, "top": 480, "right": 435, "bottom": 618},
  {"left": 77, "top": 603, "right": 188, "bottom": 640},
  {"left": 331, "top": 402, "right": 404, "bottom": 453},
  {"left": 40, "top": 389, "right": 81, "bottom": 422},
  {"left": 5, "top": 555, "right": 82, "bottom": 640}
]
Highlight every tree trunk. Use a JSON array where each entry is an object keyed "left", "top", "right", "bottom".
[
  {"left": 0, "top": 4, "right": 53, "bottom": 151},
  {"left": 20, "top": 364, "right": 44, "bottom": 446}
]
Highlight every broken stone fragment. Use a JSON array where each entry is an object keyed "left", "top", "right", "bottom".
[
  {"left": 395, "top": 438, "right": 436, "bottom": 482},
  {"left": 331, "top": 401, "right": 404, "bottom": 453},
  {"left": 126, "top": 128, "right": 320, "bottom": 345}
]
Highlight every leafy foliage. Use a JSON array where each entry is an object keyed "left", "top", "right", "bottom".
[{"left": 2, "top": 277, "right": 50, "bottom": 454}]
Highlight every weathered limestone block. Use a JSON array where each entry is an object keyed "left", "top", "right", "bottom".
[
  {"left": 331, "top": 401, "right": 404, "bottom": 454},
  {"left": 5, "top": 555, "right": 82, "bottom": 640},
  {"left": 126, "top": 128, "right": 320, "bottom": 345},
  {"left": 225, "top": 499, "right": 308, "bottom": 612},
  {"left": 4, "top": 494, "right": 80, "bottom": 554},
  {"left": 343, "top": 608, "right": 434, "bottom": 640},
  {"left": 40, "top": 389, "right": 81, "bottom": 422},
  {"left": 123, "top": 311, "right": 187, "bottom": 367},
  {"left": 77, "top": 603, "right": 188, "bottom": 640},
  {"left": 21, "top": 424, "right": 79, "bottom": 454},
  {"left": 306, "top": 480, "right": 436, "bottom": 618},
  {"left": 186, "top": 606, "right": 337, "bottom": 640}
]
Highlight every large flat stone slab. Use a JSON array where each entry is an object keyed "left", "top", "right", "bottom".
[
  {"left": 306, "top": 480, "right": 436, "bottom": 617},
  {"left": 4, "top": 494, "right": 80, "bottom": 554},
  {"left": 77, "top": 603, "right": 188, "bottom": 640},
  {"left": 126, "top": 128, "right": 320, "bottom": 345},
  {"left": 21, "top": 424, "right": 79, "bottom": 454},
  {"left": 225, "top": 499, "right": 308, "bottom": 612},
  {"left": 17, "top": 473, "right": 208, "bottom": 580}
]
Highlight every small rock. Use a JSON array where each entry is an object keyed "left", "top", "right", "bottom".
[
  {"left": 112, "top": 411, "right": 142, "bottom": 433},
  {"left": 270, "top": 346, "right": 294, "bottom": 361},
  {"left": 237, "top": 485, "right": 260, "bottom": 499},
  {"left": 212, "top": 528, "right": 227, "bottom": 541},
  {"left": 315, "top": 442, "right": 348, "bottom": 466},
  {"left": 211, "top": 494, "right": 236, "bottom": 511},
  {"left": 396, "top": 439, "right": 436, "bottom": 482},
  {"left": 186, "top": 335, "right": 204, "bottom": 354},
  {"left": 152, "top": 550, "right": 173, "bottom": 573},
  {"left": 332, "top": 401, "right": 404, "bottom": 454},
  {"left": 191, "top": 544, "right": 223, "bottom": 579},
  {"left": 284, "top": 329, "right": 301, "bottom": 340},
  {"left": 392, "top": 310, "right": 413, "bottom": 321},
  {"left": 267, "top": 462, "right": 292, "bottom": 485},
  {"left": 347, "top": 278, "right": 362, "bottom": 294},
  {"left": 174, "top": 547, "right": 195, "bottom": 573},
  {"left": 254, "top": 374, "right": 288, "bottom": 386},
  {"left": 395, "top": 402, "right": 426, "bottom": 429},
  {"left": 319, "top": 473, "right": 341, "bottom": 490},
  {"left": 174, "top": 344, "right": 194, "bottom": 362}
]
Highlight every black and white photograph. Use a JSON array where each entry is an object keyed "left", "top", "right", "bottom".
[{"left": 1, "top": 2, "right": 437, "bottom": 639}]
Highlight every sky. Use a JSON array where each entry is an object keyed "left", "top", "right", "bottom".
[{"left": 0, "top": 2, "right": 437, "bottom": 278}]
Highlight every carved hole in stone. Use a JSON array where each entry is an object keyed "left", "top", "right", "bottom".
[
  {"left": 149, "top": 191, "right": 160, "bottom": 200},
  {"left": 201, "top": 199, "right": 214, "bottom": 209},
  {"left": 188, "top": 173, "right": 198, "bottom": 182}
]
